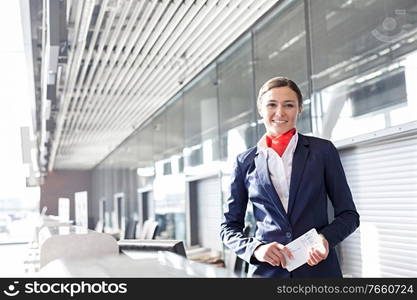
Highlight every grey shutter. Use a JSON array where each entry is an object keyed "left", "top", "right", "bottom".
[
  {"left": 196, "top": 176, "right": 223, "bottom": 252},
  {"left": 338, "top": 135, "right": 417, "bottom": 277}
]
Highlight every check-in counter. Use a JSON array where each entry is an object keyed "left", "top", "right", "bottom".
[
  {"left": 37, "top": 225, "right": 236, "bottom": 277},
  {"left": 39, "top": 251, "right": 236, "bottom": 277},
  {"left": 38, "top": 225, "right": 119, "bottom": 268}
]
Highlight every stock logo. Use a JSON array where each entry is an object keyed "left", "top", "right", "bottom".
[
  {"left": 3, "top": 281, "right": 20, "bottom": 297},
  {"left": 3, "top": 280, "right": 127, "bottom": 297}
]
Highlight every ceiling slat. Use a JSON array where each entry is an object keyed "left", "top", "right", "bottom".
[
  {"left": 49, "top": 0, "right": 96, "bottom": 170},
  {"left": 100, "top": 0, "right": 271, "bottom": 136},
  {"left": 60, "top": 0, "right": 110, "bottom": 153},
  {"left": 48, "top": 0, "right": 281, "bottom": 169},
  {"left": 63, "top": 0, "right": 142, "bottom": 152}
]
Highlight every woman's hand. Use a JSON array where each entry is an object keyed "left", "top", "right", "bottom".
[
  {"left": 307, "top": 234, "right": 329, "bottom": 266},
  {"left": 254, "top": 242, "right": 294, "bottom": 268}
]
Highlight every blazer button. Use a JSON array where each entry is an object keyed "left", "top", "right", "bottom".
[{"left": 286, "top": 232, "right": 292, "bottom": 239}]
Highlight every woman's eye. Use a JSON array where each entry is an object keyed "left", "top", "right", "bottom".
[
  {"left": 267, "top": 103, "right": 277, "bottom": 108},
  {"left": 285, "top": 104, "right": 294, "bottom": 108}
]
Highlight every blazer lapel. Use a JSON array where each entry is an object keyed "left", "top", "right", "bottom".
[
  {"left": 287, "top": 134, "right": 309, "bottom": 218},
  {"left": 254, "top": 148, "right": 289, "bottom": 223}
]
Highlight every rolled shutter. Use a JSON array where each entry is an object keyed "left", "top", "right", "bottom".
[
  {"left": 197, "top": 176, "right": 223, "bottom": 252},
  {"left": 338, "top": 134, "right": 417, "bottom": 277}
]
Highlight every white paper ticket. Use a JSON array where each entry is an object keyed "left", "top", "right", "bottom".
[{"left": 282, "top": 228, "right": 323, "bottom": 272}]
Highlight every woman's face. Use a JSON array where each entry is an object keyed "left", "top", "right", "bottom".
[{"left": 259, "top": 87, "right": 301, "bottom": 136}]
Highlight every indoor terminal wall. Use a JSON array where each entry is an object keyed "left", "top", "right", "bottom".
[{"left": 89, "top": 0, "right": 417, "bottom": 275}]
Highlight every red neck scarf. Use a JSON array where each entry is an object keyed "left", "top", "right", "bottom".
[{"left": 266, "top": 128, "right": 296, "bottom": 157}]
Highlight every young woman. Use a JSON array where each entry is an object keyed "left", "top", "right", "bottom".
[{"left": 220, "top": 77, "right": 359, "bottom": 277}]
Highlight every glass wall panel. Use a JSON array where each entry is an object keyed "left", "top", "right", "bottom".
[
  {"left": 166, "top": 94, "right": 184, "bottom": 157},
  {"left": 310, "top": 0, "right": 417, "bottom": 90},
  {"left": 103, "top": 162, "right": 114, "bottom": 229},
  {"left": 218, "top": 34, "right": 257, "bottom": 162},
  {"left": 151, "top": 112, "right": 166, "bottom": 162},
  {"left": 135, "top": 124, "right": 154, "bottom": 166},
  {"left": 253, "top": 0, "right": 311, "bottom": 134},
  {"left": 91, "top": 167, "right": 103, "bottom": 228},
  {"left": 111, "top": 136, "right": 140, "bottom": 221},
  {"left": 310, "top": 0, "right": 417, "bottom": 141},
  {"left": 184, "top": 66, "right": 219, "bottom": 168},
  {"left": 154, "top": 94, "right": 186, "bottom": 241}
]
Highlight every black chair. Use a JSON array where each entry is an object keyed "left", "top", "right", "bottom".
[{"left": 124, "top": 220, "right": 138, "bottom": 239}]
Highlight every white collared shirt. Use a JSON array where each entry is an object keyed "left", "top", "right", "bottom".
[{"left": 257, "top": 131, "right": 298, "bottom": 213}]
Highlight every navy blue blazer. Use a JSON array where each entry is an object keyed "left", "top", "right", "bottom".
[{"left": 220, "top": 134, "right": 360, "bottom": 278}]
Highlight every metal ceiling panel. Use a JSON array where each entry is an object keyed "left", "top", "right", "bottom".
[{"left": 27, "top": 0, "right": 280, "bottom": 170}]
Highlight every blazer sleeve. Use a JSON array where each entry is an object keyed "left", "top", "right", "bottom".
[
  {"left": 319, "top": 141, "right": 360, "bottom": 248},
  {"left": 220, "top": 156, "right": 262, "bottom": 263}
]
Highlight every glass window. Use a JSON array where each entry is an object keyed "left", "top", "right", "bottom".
[
  {"left": 135, "top": 123, "right": 154, "bottom": 166},
  {"left": 155, "top": 212, "right": 186, "bottom": 241},
  {"left": 102, "top": 164, "right": 112, "bottom": 216},
  {"left": 133, "top": 124, "right": 155, "bottom": 189},
  {"left": 152, "top": 112, "right": 166, "bottom": 162},
  {"left": 0, "top": 194, "right": 39, "bottom": 243},
  {"left": 150, "top": 97, "right": 186, "bottom": 242},
  {"left": 183, "top": 66, "right": 219, "bottom": 168},
  {"left": 350, "top": 69, "right": 407, "bottom": 117},
  {"left": 310, "top": 0, "right": 417, "bottom": 90},
  {"left": 153, "top": 170, "right": 186, "bottom": 241},
  {"left": 218, "top": 34, "right": 257, "bottom": 161},
  {"left": 166, "top": 94, "right": 184, "bottom": 158},
  {"left": 309, "top": 0, "right": 417, "bottom": 141},
  {"left": 253, "top": 0, "right": 311, "bottom": 134}
]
